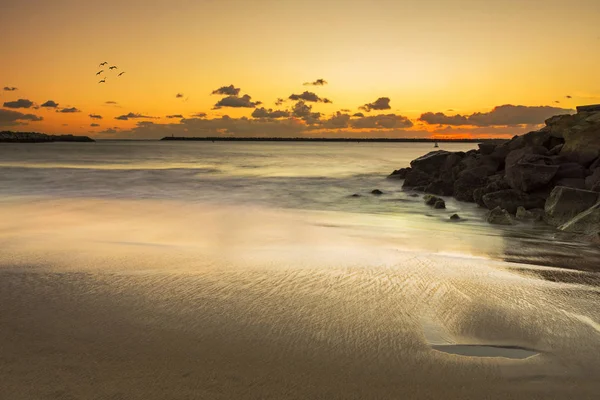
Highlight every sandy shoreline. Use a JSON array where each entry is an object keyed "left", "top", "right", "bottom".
[{"left": 1, "top": 199, "right": 599, "bottom": 399}]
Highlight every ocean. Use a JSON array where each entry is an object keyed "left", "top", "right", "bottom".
[{"left": 1, "top": 141, "right": 599, "bottom": 399}]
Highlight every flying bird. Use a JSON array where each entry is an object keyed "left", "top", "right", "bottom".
[
  {"left": 99, "top": 78, "right": 106, "bottom": 84},
  {"left": 118, "top": 72, "right": 125, "bottom": 77},
  {"left": 566, "top": 95, "right": 572, "bottom": 99},
  {"left": 554, "top": 101, "right": 560, "bottom": 104},
  {"left": 96, "top": 70, "right": 104, "bottom": 76},
  {"left": 99, "top": 62, "right": 108, "bottom": 67},
  {"left": 109, "top": 66, "right": 118, "bottom": 70}
]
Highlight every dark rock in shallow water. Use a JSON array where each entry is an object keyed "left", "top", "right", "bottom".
[
  {"left": 453, "top": 168, "right": 489, "bottom": 202},
  {"left": 433, "top": 199, "right": 446, "bottom": 209},
  {"left": 473, "top": 176, "right": 511, "bottom": 207},
  {"left": 450, "top": 214, "right": 461, "bottom": 220},
  {"left": 425, "top": 179, "right": 454, "bottom": 196},
  {"left": 506, "top": 162, "right": 559, "bottom": 192},
  {"left": 544, "top": 186, "right": 600, "bottom": 227},
  {"left": 555, "top": 178, "right": 586, "bottom": 190},
  {"left": 371, "top": 189, "right": 384, "bottom": 195},
  {"left": 388, "top": 167, "right": 411, "bottom": 180},
  {"left": 515, "top": 206, "right": 545, "bottom": 222},
  {"left": 482, "top": 189, "right": 546, "bottom": 214},
  {"left": 487, "top": 207, "right": 515, "bottom": 225},
  {"left": 560, "top": 202, "right": 600, "bottom": 236},
  {"left": 585, "top": 168, "right": 600, "bottom": 191},
  {"left": 410, "top": 150, "right": 453, "bottom": 175},
  {"left": 349, "top": 193, "right": 362, "bottom": 198},
  {"left": 403, "top": 169, "right": 433, "bottom": 188}
]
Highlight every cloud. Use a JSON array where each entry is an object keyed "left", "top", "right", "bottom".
[
  {"left": 166, "top": 114, "right": 184, "bottom": 119},
  {"left": 291, "top": 101, "right": 321, "bottom": 123},
  {"left": 89, "top": 114, "right": 103, "bottom": 119},
  {"left": 212, "top": 85, "right": 241, "bottom": 96},
  {"left": 0, "top": 109, "right": 43, "bottom": 126},
  {"left": 90, "top": 123, "right": 100, "bottom": 127},
  {"left": 288, "top": 91, "right": 332, "bottom": 103},
  {"left": 3, "top": 87, "right": 18, "bottom": 91},
  {"left": 3, "top": 99, "right": 34, "bottom": 109},
  {"left": 59, "top": 107, "right": 81, "bottom": 113},
  {"left": 418, "top": 104, "right": 574, "bottom": 127},
  {"left": 251, "top": 107, "right": 290, "bottom": 119},
  {"left": 105, "top": 101, "right": 118, "bottom": 104},
  {"left": 41, "top": 100, "right": 59, "bottom": 108},
  {"left": 176, "top": 93, "right": 184, "bottom": 98},
  {"left": 191, "top": 112, "right": 207, "bottom": 118},
  {"left": 214, "top": 94, "right": 258, "bottom": 109},
  {"left": 353, "top": 112, "right": 365, "bottom": 117},
  {"left": 275, "top": 98, "right": 284, "bottom": 106},
  {"left": 359, "top": 97, "right": 391, "bottom": 112},
  {"left": 100, "top": 128, "right": 119, "bottom": 134},
  {"left": 566, "top": 95, "right": 572, "bottom": 99},
  {"left": 115, "top": 112, "right": 158, "bottom": 121},
  {"left": 350, "top": 114, "right": 413, "bottom": 129},
  {"left": 318, "top": 112, "right": 351, "bottom": 129},
  {"left": 303, "top": 79, "right": 328, "bottom": 86}
]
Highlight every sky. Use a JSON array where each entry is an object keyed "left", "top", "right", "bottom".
[{"left": 1, "top": 0, "right": 600, "bottom": 139}]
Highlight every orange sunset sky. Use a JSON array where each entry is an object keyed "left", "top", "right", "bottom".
[{"left": 1, "top": 0, "right": 599, "bottom": 139}]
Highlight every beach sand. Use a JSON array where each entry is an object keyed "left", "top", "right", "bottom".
[{"left": 1, "top": 199, "right": 599, "bottom": 399}]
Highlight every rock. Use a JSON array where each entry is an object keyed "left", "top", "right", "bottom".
[
  {"left": 403, "top": 169, "right": 433, "bottom": 188},
  {"left": 544, "top": 186, "right": 600, "bottom": 226},
  {"left": 371, "top": 189, "right": 384, "bottom": 195},
  {"left": 388, "top": 167, "right": 411, "bottom": 180},
  {"left": 555, "top": 163, "right": 587, "bottom": 179},
  {"left": 407, "top": 193, "right": 420, "bottom": 197},
  {"left": 589, "top": 158, "right": 600, "bottom": 171},
  {"left": 559, "top": 202, "right": 600, "bottom": 237},
  {"left": 555, "top": 178, "right": 586, "bottom": 190},
  {"left": 515, "top": 206, "right": 544, "bottom": 221},
  {"left": 585, "top": 168, "right": 600, "bottom": 191},
  {"left": 349, "top": 193, "right": 362, "bottom": 198},
  {"left": 487, "top": 207, "right": 515, "bottom": 225},
  {"left": 547, "top": 144, "right": 564, "bottom": 156},
  {"left": 506, "top": 162, "right": 559, "bottom": 192},
  {"left": 433, "top": 199, "right": 446, "bottom": 209},
  {"left": 424, "top": 179, "right": 454, "bottom": 196},
  {"left": 410, "top": 150, "right": 453, "bottom": 175},
  {"left": 482, "top": 189, "right": 546, "bottom": 214},
  {"left": 449, "top": 214, "right": 461, "bottom": 220},
  {"left": 560, "top": 117, "right": 600, "bottom": 166},
  {"left": 453, "top": 168, "right": 489, "bottom": 202},
  {"left": 478, "top": 142, "right": 496, "bottom": 155},
  {"left": 424, "top": 194, "right": 442, "bottom": 206},
  {"left": 576, "top": 104, "right": 600, "bottom": 113},
  {"left": 473, "top": 175, "right": 511, "bottom": 206}
]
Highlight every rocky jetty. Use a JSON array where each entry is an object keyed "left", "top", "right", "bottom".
[
  {"left": 390, "top": 106, "right": 600, "bottom": 241},
  {"left": 0, "top": 131, "right": 95, "bottom": 143}
]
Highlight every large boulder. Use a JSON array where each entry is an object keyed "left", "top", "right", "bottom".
[
  {"left": 388, "top": 167, "right": 411, "bottom": 180},
  {"left": 506, "top": 162, "right": 559, "bottom": 192},
  {"left": 560, "top": 112, "right": 600, "bottom": 166},
  {"left": 544, "top": 186, "right": 600, "bottom": 226},
  {"left": 473, "top": 176, "right": 511, "bottom": 206},
  {"left": 559, "top": 202, "right": 600, "bottom": 237},
  {"left": 585, "top": 168, "right": 600, "bottom": 191},
  {"left": 555, "top": 163, "right": 587, "bottom": 179},
  {"left": 487, "top": 207, "right": 515, "bottom": 225},
  {"left": 453, "top": 167, "right": 490, "bottom": 202},
  {"left": 555, "top": 178, "right": 587, "bottom": 190},
  {"left": 425, "top": 179, "right": 454, "bottom": 196},
  {"left": 515, "top": 207, "right": 545, "bottom": 222},
  {"left": 482, "top": 189, "right": 546, "bottom": 214},
  {"left": 403, "top": 169, "right": 433, "bottom": 188},
  {"left": 410, "top": 151, "right": 453, "bottom": 175}
]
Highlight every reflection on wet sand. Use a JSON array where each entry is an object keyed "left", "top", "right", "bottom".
[{"left": 1, "top": 198, "right": 599, "bottom": 399}]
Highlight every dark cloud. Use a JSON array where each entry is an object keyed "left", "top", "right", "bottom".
[
  {"left": 353, "top": 112, "right": 365, "bottom": 117},
  {"left": 90, "top": 123, "right": 100, "bottom": 127},
  {"left": 318, "top": 112, "right": 351, "bottom": 129},
  {"left": 289, "top": 91, "right": 331, "bottom": 103},
  {"left": 350, "top": 114, "right": 413, "bottom": 129},
  {"left": 3, "top": 99, "right": 34, "bottom": 109},
  {"left": 100, "top": 128, "right": 119, "bottom": 134},
  {"left": 176, "top": 93, "right": 184, "bottom": 98},
  {"left": 115, "top": 112, "right": 158, "bottom": 121},
  {"left": 212, "top": 85, "right": 241, "bottom": 96},
  {"left": 418, "top": 105, "right": 574, "bottom": 127},
  {"left": 0, "top": 109, "right": 43, "bottom": 126},
  {"left": 359, "top": 97, "right": 391, "bottom": 112},
  {"left": 41, "top": 100, "right": 59, "bottom": 108},
  {"left": 340, "top": 109, "right": 351, "bottom": 112},
  {"left": 191, "top": 112, "right": 207, "bottom": 118},
  {"left": 251, "top": 107, "right": 290, "bottom": 119},
  {"left": 566, "top": 95, "right": 572, "bottom": 99},
  {"left": 291, "top": 101, "right": 321, "bottom": 124},
  {"left": 105, "top": 101, "right": 118, "bottom": 105},
  {"left": 213, "top": 94, "right": 258, "bottom": 109},
  {"left": 166, "top": 114, "right": 184, "bottom": 119},
  {"left": 89, "top": 114, "right": 103, "bottom": 119},
  {"left": 303, "top": 79, "right": 328, "bottom": 86},
  {"left": 59, "top": 107, "right": 81, "bottom": 113},
  {"left": 275, "top": 98, "right": 284, "bottom": 106},
  {"left": 3, "top": 87, "right": 18, "bottom": 91}
]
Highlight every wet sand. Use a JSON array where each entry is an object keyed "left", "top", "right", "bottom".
[{"left": 1, "top": 199, "right": 599, "bottom": 399}]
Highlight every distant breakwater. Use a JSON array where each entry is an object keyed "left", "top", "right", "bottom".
[{"left": 0, "top": 131, "right": 94, "bottom": 143}]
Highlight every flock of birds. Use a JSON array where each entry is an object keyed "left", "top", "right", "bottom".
[{"left": 96, "top": 62, "right": 125, "bottom": 83}]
